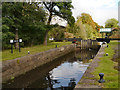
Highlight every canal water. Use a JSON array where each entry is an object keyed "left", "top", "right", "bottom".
[{"left": 3, "top": 47, "right": 100, "bottom": 89}]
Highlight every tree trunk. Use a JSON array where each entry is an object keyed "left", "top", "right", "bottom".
[
  {"left": 43, "top": 13, "right": 52, "bottom": 46},
  {"left": 15, "top": 29, "right": 19, "bottom": 49},
  {"left": 43, "top": 30, "right": 48, "bottom": 45}
]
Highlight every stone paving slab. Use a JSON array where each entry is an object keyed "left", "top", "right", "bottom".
[{"left": 74, "top": 45, "right": 106, "bottom": 89}]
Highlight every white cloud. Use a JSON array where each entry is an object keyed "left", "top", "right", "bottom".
[
  {"left": 72, "top": 0, "right": 118, "bottom": 26},
  {"left": 72, "top": 0, "right": 117, "bottom": 9}
]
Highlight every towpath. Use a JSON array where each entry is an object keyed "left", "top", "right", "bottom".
[{"left": 74, "top": 44, "right": 106, "bottom": 89}]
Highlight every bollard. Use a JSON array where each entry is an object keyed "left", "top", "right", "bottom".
[
  {"left": 56, "top": 45, "right": 57, "bottom": 48},
  {"left": 19, "top": 39, "right": 22, "bottom": 52},
  {"left": 28, "top": 51, "right": 30, "bottom": 54},
  {"left": 11, "top": 44, "right": 13, "bottom": 54},
  {"left": 19, "top": 43, "right": 21, "bottom": 52},
  {"left": 98, "top": 73, "right": 105, "bottom": 83},
  {"left": 106, "top": 53, "right": 108, "bottom": 56},
  {"left": 107, "top": 45, "right": 108, "bottom": 48},
  {"left": 10, "top": 40, "right": 14, "bottom": 54}
]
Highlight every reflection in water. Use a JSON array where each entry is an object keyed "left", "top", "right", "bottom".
[
  {"left": 50, "top": 61, "right": 89, "bottom": 89},
  {"left": 76, "top": 49, "right": 96, "bottom": 63},
  {"left": 3, "top": 47, "right": 100, "bottom": 89}
]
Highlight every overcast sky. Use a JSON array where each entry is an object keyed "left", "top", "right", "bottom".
[{"left": 72, "top": 0, "right": 119, "bottom": 26}]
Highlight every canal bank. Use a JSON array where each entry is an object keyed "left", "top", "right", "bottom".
[
  {"left": 74, "top": 44, "right": 106, "bottom": 89},
  {"left": 2, "top": 40, "right": 99, "bottom": 83},
  {"left": 3, "top": 45, "right": 99, "bottom": 89},
  {"left": 2, "top": 44, "right": 75, "bottom": 82}
]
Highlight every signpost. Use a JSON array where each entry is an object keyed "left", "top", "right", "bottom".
[
  {"left": 19, "top": 39, "right": 22, "bottom": 52},
  {"left": 100, "top": 28, "right": 112, "bottom": 38},
  {"left": 10, "top": 40, "right": 14, "bottom": 53},
  {"left": 100, "top": 28, "right": 112, "bottom": 33},
  {"left": 10, "top": 39, "right": 23, "bottom": 53},
  {"left": 97, "top": 28, "right": 112, "bottom": 43}
]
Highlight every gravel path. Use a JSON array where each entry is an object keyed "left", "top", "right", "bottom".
[{"left": 74, "top": 45, "right": 106, "bottom": 89}]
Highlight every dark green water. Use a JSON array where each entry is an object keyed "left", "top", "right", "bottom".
[{"left": 2, "top": 47, "right": 100, "bottom": 89}]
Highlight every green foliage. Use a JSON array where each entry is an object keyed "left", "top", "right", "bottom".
[
  {"left": 42, "top": 2, "right": 75, "bottom": 45},
  {"left": 2, "top": 32, "right": 15, "bottom": 49},
  {"left": 11, "top": 76, "right": 15, "bottom": 80},
  {"left": 80, "top": 13, "right": 100, "bottom": 29},
  {"left": 76, "top": 20, "right": 87, "bottom": 39},
  {"left": 0, "top": 3, "right": 2, "bottom": 49},
  {"left": 73, "top": 13, "right": 100, "bottom": 39},
  {"left": 2, "top": 2, "right": 46, "bottom": 49},
  {"left": 48, "top": 25, "right": 65, "bottom": 39},
  {"left": 43, "top": 2, "right": 75, "bottom": 26},
  {"left": 105, "top": 18, "right": 118, "bottom": 28},
  {"left": 84, "top": 24, "right": 97, "bottom": 39},
  {"left": 100, "top": 26, "right": 104, "bottom": 28},
  {"left": 66, "top": 24, "right": 79, "bottom": 34}
]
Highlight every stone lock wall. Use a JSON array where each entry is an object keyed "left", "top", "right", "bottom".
[{"left": 2, "top": 44, "right": 75, "bottom": 82}]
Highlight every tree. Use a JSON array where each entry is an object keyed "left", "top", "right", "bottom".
[
  {"left": 105, "top": 18, "right": 118, "bottom": 28},
  {"left": 66, "top": 24, "right": 79, "bottom": 35},
  {"left": 100, "top": 26, "right": 104, "bottom": 28},
  {"left": 20, "top": 2, "right": 46, "bottom": 46},
  {"left": 94, "top": 22, "right": 100, "bottom": 30},
  {"left": 48, "top": 24, "right": 65, "bottom": 40},
  {"left": 2, "top": 2, "right": 46, "bottom": 49},
  {"left": 75, "top": 13, "right": 100, "bottom": 39},
  {"left": 80, "top": 13, "right": 96, "bottom": 29},
  {"left": 2, "top": 2, "right": 23, "bottom": 49},
  {"left": 0, "top": 3, "right": 2, "bottom": 51},
  {"left": 76, "top": 17, "right": 87, "bottom": 39},
  {"left": 42, "top": 2, "right": 75, "bottom": 45}
]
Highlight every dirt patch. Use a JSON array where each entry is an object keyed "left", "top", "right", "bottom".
[{"left": 74, "top": 45, "right": 106, "bottom": 89}]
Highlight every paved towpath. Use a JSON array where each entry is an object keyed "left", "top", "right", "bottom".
[{"left": 74, "top": 44, "right": 106, "bottom": 89}]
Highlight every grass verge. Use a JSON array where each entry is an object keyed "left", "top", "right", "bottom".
[
  {"left": 92, "top": 41, "right": 119, "bottom": 88},
  {"left": 2, "top": 42, "right": 71, "bottom": 61}
]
